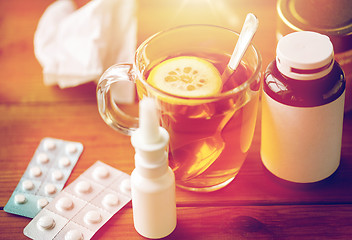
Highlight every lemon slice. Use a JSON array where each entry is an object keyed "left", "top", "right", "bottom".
[{"left": 147, "top": 56, "right": 222, "bottom": 98}]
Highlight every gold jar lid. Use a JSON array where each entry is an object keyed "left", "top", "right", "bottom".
[{"left": 277, "top": 0, "right": 352, "bottom": 52}]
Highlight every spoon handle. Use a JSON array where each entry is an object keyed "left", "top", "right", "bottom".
[{"left": 222, "top": 13, "right": 259, "bottom": 82}]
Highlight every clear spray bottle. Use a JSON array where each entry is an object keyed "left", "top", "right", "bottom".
[{"left": 130, "top": 97, "right": 177, "bottom": 239}]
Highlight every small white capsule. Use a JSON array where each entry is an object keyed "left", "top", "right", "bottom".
[
  {"left": 52, "top": 170, "right": 64, "bottom": 181},
  {"left": 37, "top": 215, "right": 55, "bottom": 230},
  {"left": 84, "top": 210, "right": 102, "bottom": 225},
  {"left": 45, "top": 183, "right": 57, "bottom": 195},
  {"left": 59, "top": 157, "right": 71, "bottom": 168},
  {"left": 93, "top": 166, "right": 109, "bottom": 180},
  {"left": 37, "top": 153, "right": 49, "bottom": 164},
  {"left": 44, "top": 139, "right": 56, "bottom": 151},
  {"left": 102, "top": 193, "right": 119, "bottom": 207},
  {"left": 30, "top": 166, "right": 42, "bottom": 178},
  {"left": 75, "top": 181, "right": 92, "bottom": 194},
  {"left": 22, "top": 180, "right": 35, "bottom": 191},
  {"left": 37, "top": 198, "right": 49, "bottom": 209},
  {"left": 65, "top": 229, "right": 84, "bottom": 240},
  {"left": 14, "top": 194, "right": 27, "bottom": 204},
  {"left": 66, "top": 144, "right": 78, "bottom": 154},
  {"left": 56, "top": 197, "right": 74, "bottom": 211},
  {"left": 120, "top": 178, "right": 131, "bottom": 195}
]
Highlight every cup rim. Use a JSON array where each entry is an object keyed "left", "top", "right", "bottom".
[{"left": 135, "top": 24, "right": 262, "bottom": 101}]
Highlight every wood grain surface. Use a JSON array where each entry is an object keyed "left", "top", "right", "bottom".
[{"left": 1, "top": 0, "right": 352, "bottom": 239}]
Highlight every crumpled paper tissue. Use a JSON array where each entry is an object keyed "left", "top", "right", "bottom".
[{"left": 34, "top": 0, "right": 137, "bottom": 88}]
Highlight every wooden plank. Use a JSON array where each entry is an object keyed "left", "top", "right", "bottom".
[
  {"left": 1, "top": 1, "right": 352, "bottom": 239},
  {"left": 1, "top": 104, "right": 352, "bottom": 206},
  {"left": 1, "top": 205, "right": 352, "bottom": 240}
]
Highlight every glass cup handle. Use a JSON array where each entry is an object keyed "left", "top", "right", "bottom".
[{"left": 96, "top": 63, "right": 139, "bottom": 136}]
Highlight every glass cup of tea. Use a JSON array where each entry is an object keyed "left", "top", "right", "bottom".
[{"left": 97, "top": 25, "right": 261, "bottom": 192}]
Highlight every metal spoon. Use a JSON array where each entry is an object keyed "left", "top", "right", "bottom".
[{"left": 221, "top": 13, "right": 259, "bottom": 83}]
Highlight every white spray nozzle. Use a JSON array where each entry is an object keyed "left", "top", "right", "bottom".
[{"left": 139, "top": 97, "right": 161, "bottom": 145}]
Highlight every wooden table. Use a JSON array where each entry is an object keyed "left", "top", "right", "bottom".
[{"left": 1, "top": 0, "right": 352, "bottom": 239}]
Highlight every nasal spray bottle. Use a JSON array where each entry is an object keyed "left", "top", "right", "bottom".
[{"left": 131, "top": 97, "right": 177, "bottom": 239}]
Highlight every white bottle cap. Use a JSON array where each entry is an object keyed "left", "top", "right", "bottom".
[
  {"left": 276, "top": 31, "right": 334, "bottom": 80},
  {"left": 139, "top": 97, "right": 161, "bottom": 145},
  {"left": 131, "top": 97, "right": 170, "bottom": 178}
]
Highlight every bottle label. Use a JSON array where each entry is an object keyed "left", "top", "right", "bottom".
[{"left": 261, "top": 90, "right": 345, "bottom": 183}]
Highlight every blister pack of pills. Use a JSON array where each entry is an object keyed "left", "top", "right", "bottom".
[
  {"left": 23, "top": 161, "right": 132, "bottom": 240},
  {"left": 4, "top": 137, "right": 83, "bottom": 218}
]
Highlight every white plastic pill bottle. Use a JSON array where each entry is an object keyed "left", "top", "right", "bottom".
[{"left": 261, "top": 31, "right": 345, "bottom": 183}]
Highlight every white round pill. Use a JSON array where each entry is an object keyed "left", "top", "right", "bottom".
[
  {"left": 103, "top": 193, "right": 119, "bottom": 207},
  {"left": 75, "top": 181, "right": 92, "bottom": 194},
  {"left": 22, "top": 180, "right": 35, "bottom": 191},
  {"left": 66, "top": 144, "right": 77, "bottom": 154},
  {"left": 65, "top": 229, "right": 84, "bottom": 240},
  {"left": 59, "top": 157, "right": 71, "bottom": 168},
  {"left": 52, "top": 170, "right": 64, "bottom": 181},
  {"left": 37, "top": 153, "right": 49, "bottom": 164},
  {"left": 44, "top": 139, "right": 56, "bottom": 151},
  {"left": 37, "top": 215, "right": 55, "bottom": 230},
  {"left": 56, "top": 197, "right": 73, "bottom": 211},
  {"left": 120, "top": 179, "right": 131, "bottom": 195},
  {"left": 30, "top": 166, "right": 42, "bottom": 178},
  {"left": 45, "top": 183, "right": 57, "bottom": 195},
  {"left": 14, "top": 194, "right": 26, "bottom": 204},
  {"left": 37, "top": 198, "right": 49, "bottom": 209},
  {"left": 93, "top": 166, "right": 109, "bottom": 180},
  {"left": 84, "top": 210, "right": 102, "bottom": 225}
]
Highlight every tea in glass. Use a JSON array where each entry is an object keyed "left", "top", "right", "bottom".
[
  {"left": 138, "top": 50, "right": 260, "bottom": 191},
  {"left": 97, "top": 25, "right": 261, "bottom": 191}
]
